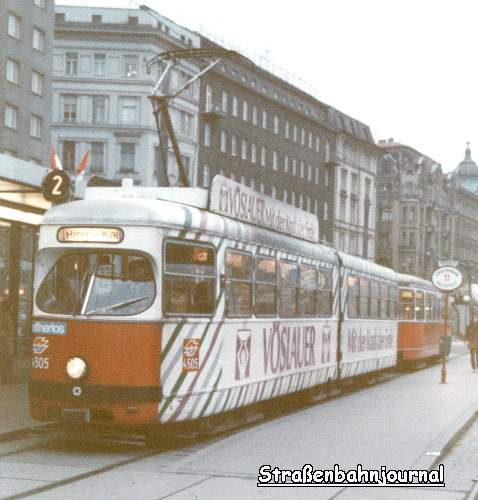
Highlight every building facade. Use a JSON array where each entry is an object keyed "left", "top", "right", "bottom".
[
  {"left": 448, "top": 144, "right": 478, "bottom": 285},
  {"left": 376, "top": 139, "right": 450, "bottom": 279},
  {"left": 1, "top": 0, "right": 54, "bottom": 165},
  {"left": 197, "top": 38, "right": 337, "bottom": 244},
  {"left": 330, "top": 109, "right": 380, "bottom": 259},
  {"left": 53, "top": 6, "right": 200, "bottom": 186}
]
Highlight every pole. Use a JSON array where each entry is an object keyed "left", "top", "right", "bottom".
[{"left": 441, "top": 293, "right": 449, "bottom": 384}]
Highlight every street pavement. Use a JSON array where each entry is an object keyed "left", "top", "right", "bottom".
[{"left": 0, "top": 342, "right": 477, "bottom": 499}]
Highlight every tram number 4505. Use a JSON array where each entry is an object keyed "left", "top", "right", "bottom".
[{"left": 32, "top": 356, "right": 49, "bottom": 369}]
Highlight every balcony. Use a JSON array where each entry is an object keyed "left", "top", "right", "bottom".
[{"left": 201, "top": 104, "right": 226, "bottom": 121}]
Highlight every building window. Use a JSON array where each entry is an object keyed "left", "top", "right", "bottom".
[
  {"left": 284, "top": 155, "right": 289, "bottom": 173},
  {"left": 65, "top": 53, "right": 78, "bottom": 76},
  {"left": 261, "top": 146, "right": 267, "bottom": 167},
  {"left": 325, "top": 140, "right": 330, "bottom": 161},
  {"left": 299, "top": 194, "right": 304, "bottom": 209},
  {"left": 62, "top": 95, "right": 77, "bottom": 123},
  {"left": 300, "top": 161, "right": 305, "bottom": 178},
  {"left": 272, "top": 186, "right": 277, "bottom": 199},
  {"left": 221, "top": 91, "right": 228, "bottom": 113},
  {"left": 123, "top": 55, "right": 138, "bottom": 78},
  {"left": 4, "top": 104, "right": 18, "bottom": 129},
  {"left": 94, "top": 54, "right": 106, "bottom": 76},
  {"left": 6, "top": 59, "right": 19, "bottom": 85},
  {"left": 7, "top": 14, "right": 21, "bottom": 39},
  {"left": 252, "top": 105, "right": 258, "bottom": 125},
  {"left": 178, "top": 110, "right": 194, "bottom": 137},
  {"left": 301, "top": 128, "right": 305, "bottom": 145},
  {"left": 220, "top": 130, "right": 227, "bottom": 152},
  {"left": 316, "top": 136, "right": 320, "bottom": 152},
  {"left": 324, "top": 202, "right": 328, "bottom": 220},
  {"left": 291, "top": 192, "right": 296, "bottom": 206},
  {"left": 308, "top": 164, "right": 312, "bottom": 181},
  {"left": 251, "top": 142, "right": 257, "bottom": 163},
  {"left": 241, "top": 139, "right": 247, "bottom": 160},
  {"left": 232, "top": 96, "right": 238, "bottom": 117},
  {"left": 285, "top": 120, "right": 290, "bottom": 139},
  {"left": 293, "top": 125, "right": 298, "bottom": 142},
  {"left": 231, "top": 134, "right": 237, "bottom": 156},
  {"left": 351, "top": 173, "right": 359, "bottom": 195},
  {"left": 260, "top": 182, "right": 265, "bottom": 193},
  {"left": 272, "top": 151, "right": 278, "bottom": 170},
  {"left": 202, "top": 164, "right": 210, "bottom": 187},
  {"left": 119, "top": 97, "right": 139, "bottom": 125},
  {"left": 120, "top": 143, "right": 136, "bottom": 172},
  {"left": 250, "top": 178, "right": 255, "bottom": 189},
  {"left": 242, "top": 101, "right": 248, "bottom": 121},
  {"left": 62, "top": 141, "right": 76, "bottom": 172},
  {"left": 205, "top": 84, "right": 212, "bottom": 111},
  {"left": 31, "top": 71, "right": 43, "bottom": 95},
  {"left": 283, "top": 189, "right": 288, "bottom": 202},
  {"left": 90, "top": 142, "right": 105, "bottom": 173},
  {"left": 262, "top": 110, "right": 268, "bottom": 129},
  {"left": 315, "top": 166, "right": 319, "bottom": 184},
  {"left": 273, "top": 115, "right": 280, "bottom": 134},
  {"left": 204, "top": 123, "right": 211, "bottom": 147},
  {"left": 292, "top": 158, "right": 297, "bottom": 176},
  {"left": 92, "top": 96, "right": 107, "bottom": 124},
  {"left": 30, "top": 115, "right": 41, "bottom": 138},
  {"left": 34, "top": 0, "right": 46, "bottom": 7},
  {"left": 308, "top": 132, "right": 313, "bottom": 148},
  {"left": 32, "top": 27, "right": 45, "bottom": 52}
]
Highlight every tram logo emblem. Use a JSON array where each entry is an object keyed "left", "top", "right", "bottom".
[
  {"left": 32, "top": 336, "right": 49, "bottom": 355},
  {"left": 182, "top": 338, "right": 200, "bottom": 372},
  {"left": 235, "top": 330, "right": 251, "bottom": 380}
]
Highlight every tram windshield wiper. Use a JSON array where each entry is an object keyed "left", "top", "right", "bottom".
[{"left": 85, "top": 296, "right": 149, "bottom": 316}]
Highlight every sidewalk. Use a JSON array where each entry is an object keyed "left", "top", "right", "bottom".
[{"left": 0, "top": 382, "right": 41, "bottom": 436}]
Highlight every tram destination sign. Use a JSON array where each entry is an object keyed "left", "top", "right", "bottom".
[
  {"left": 431, "top": 266, "right": 463, "bottom": 293},
  {"left": 209, "top": 176, "right": 319, "bottom": 243}
]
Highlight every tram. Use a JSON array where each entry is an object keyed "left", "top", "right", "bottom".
[
  {"left": 29, "top": 176, "right": 444, "bottom": 428},
  {"left": 396, "top": 273, "right": 445, "bottom": 365}
]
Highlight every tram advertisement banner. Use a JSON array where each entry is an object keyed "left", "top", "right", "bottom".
[{"left": 209, "top": 175, "right": 319, "bottom": 243}]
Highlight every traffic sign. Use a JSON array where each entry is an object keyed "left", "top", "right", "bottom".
[{"left": 431, "top": 266, "right": 463, "bottom": 293}]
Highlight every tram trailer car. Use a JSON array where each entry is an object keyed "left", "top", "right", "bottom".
[
  {"left": 29, "top": 178, "right": 443, "bottom": 429},
  {"left": 396, "top": 273, "right": 446, "bottom": 365}
]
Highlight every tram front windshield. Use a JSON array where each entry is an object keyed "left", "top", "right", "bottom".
[{"left": 36, "top": 252, "right": 155, "bottom": 316}]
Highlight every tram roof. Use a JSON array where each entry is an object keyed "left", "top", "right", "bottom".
[
  {"left": 338, "top": 252, "right": 397, "bottom": 281},
  {"left": 42, "top": 193, "right": 338, "bottom": 264},
  {"left": 396, "top": 272, "right": 437, "bottom": 292}
]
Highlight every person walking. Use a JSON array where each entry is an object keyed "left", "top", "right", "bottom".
[{"left": 464, "top": 317, "right": 478, "bottom": 371}]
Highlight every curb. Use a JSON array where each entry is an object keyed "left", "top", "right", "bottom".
[
  {"left": 0, "top": 422, "right": 59, "bottom": 444},
  {"left": 412, "top": 399, "right": 478, "bottom": 471}
]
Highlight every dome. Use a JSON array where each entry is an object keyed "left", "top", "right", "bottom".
[{"left": 454, "top": 143, "right": 478, "bottom": 176}]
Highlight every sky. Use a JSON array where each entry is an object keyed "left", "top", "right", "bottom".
[{"left": 57, "top": 0, "right": 477, "bottom": 172}]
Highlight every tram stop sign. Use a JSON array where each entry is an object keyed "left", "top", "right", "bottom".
[
  {"left": 41, "top": 170, "right": 72, "bottom": 203},
  {"left": 431, "top": 266, "right": 463, "bottom": 293}
]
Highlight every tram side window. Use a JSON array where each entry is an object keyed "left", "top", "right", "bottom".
[
  {"left": 379, "top": 282, "right": 389, "bottom": 319},
  {"left": 347, "top": 275, "right": 359, "bottom": 318},
  {"left": 415, "top": 291, "right": 425, "bottom": 320},
  {"left": 164, "top": 241, "right": 215, "bottom": 315},
  {"left": 279, "top": 260, "right": 298, "bottom": 317},
  {"left": 425, "top": 293, "right": 433, "bottom": 321},
  {"left": 299, "top": 264, "right": 316, "bottom": 316},
  {"left": 359, "top": 277, "right": 370, "bottom": 319},
  {"left": 398, "top": 289, "right": 414, "bottom": 320},
  {"left": 255, "top": 256, "right": 277, "bottom": 316},
  {"left": 317, "top": 268, "right": 333, "bottom": 317},
  {"left": 225, "top": 250, "right": 252, "bottom": 317},
  {"left": 388, "top": 285, "right": 397, "bottom": 319},
  {"left": 370, "top": 280, "right": 380, "bottom": 319}
]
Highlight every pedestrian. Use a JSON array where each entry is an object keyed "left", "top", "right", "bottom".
[
  {"left": 0, "top": 297, "right": 15, "bottom": 383},
  {"left": 464, "top": 317, "right": 478, "bottom": 371}
]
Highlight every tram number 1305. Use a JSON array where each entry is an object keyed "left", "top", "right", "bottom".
[{"left": 32, "top": 356, "right": 49, "bottom": 369}]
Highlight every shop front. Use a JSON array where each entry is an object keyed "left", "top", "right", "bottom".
[{"left": 0, "top": 154, "right": 50, "bottom": 377}]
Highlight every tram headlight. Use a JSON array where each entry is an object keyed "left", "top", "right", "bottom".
[{"left": 66, "top": 357, "right": 87, "bottom": 380}]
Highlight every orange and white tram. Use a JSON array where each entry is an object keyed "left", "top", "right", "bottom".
[
  {"left": 29, "top": 176, "right": 444, "bottom": 428},
  {"left": 396, "top": 273, "right": 445, "bottom": 365}
]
